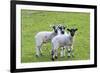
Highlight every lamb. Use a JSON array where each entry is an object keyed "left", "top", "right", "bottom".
[
  {"left": 35, "top": 25, "right": 59, "bottom": 57},
  {"left": 51, "top": 28, "right": 78, "bottom": 61}
]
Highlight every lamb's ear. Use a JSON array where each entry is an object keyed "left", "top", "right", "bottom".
[
  {"left": 67, "top": 29, "right": 70, "bottom": 31},
  {"left": 63, "top": 26, "right": 66, "bottom": 29},
  {"left": 65, "top": 26, "right": 67, "bottom": 28},
  {"left": 75, "top": 28, "right": 78, "bottom": 31},
  {"left": 52, "top": 26, "right": 56, "bottom": 29}
]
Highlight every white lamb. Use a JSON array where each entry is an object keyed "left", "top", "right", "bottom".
[
  {"left": 35, "top": 25, "right": 58, "bottom": 57},
  {"left": 51, "top": 28, "right": 78, "bottom": 61}
]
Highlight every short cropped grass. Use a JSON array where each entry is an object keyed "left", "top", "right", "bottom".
[{"left": 21, "top": 10, "right": 90, "bottom": 63}]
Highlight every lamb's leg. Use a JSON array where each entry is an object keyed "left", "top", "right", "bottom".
[
  {"left": 71, "top": 45, "right": 74, "bottom": 58},
  {"left": 67, "top": 46, "right": 71, "bottom": 58},
  {"left": 63, "top": 46, "right": 66, "bottom": 56},
  {"left": 36, "top": 46, "right": 40, "bottom": 57},
  {"left": 55, "top": 49, "right": 58, "bottom": 59},
  {"left": 36, "top": 44, "right": 42, "bottom": 57},
  {"left": 35, "top": 39, "right": 43, "bottom": 57},
  {"left": 39, "top": 45, "right": 43, "bottom": 56},
  {"left": 51, "top": 42, "right": 59, "bottom": 61},
  {"left": 51, "top": 42, "right": 55, "bottom": 61},
  {"left": 51, "top": 49, "right": 55, "bottom": 61},
  {"left": 60, "top": 47, "right": 65, "bottom": 57},
  {"left": 51, "top": 45, "right": 58, "bottom": 61},
  {"left": 55, "top": 44, "right": 59, "bottom": 59}
]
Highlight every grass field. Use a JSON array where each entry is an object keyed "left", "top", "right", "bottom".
[{"left": 21, "top": 10, "right": 90, "bottom": 63}]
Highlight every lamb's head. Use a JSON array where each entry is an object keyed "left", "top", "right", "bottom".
[
  {"left": 52, "top": 25, "right": 58, "bottom": 33},
  {"left": 67, "top": 28, "right": 78, "bottom": 37},
  {"left": 58, "top": 25, "right": 66, "bottom": 34}
]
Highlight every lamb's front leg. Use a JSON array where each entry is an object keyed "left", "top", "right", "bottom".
[
  {"left": 67, "top": 46, "right": 74, "bottom": 58},
  {"left": 70, "top": 45, "right": 74, "bottom": 58},
  {"left": 51, "top": 48, "right": 58, "bottom": 61},
  {"left": 67, "top": 46, "right": 71, "bottom": 58},
  {"left": 60, "top": 47, "right": 65, "bottom": 57},
  {"left": 55, "top": 49, "right": 58, "bottom": 59}
]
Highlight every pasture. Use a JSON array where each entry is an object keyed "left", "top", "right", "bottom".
[{"left": 21, "top": 10, "right": 90, "bottom": 63}]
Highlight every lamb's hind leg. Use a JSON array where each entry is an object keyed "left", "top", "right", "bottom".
[
  {"left": 35, "top": 44, "right": 42, "bottom": 57},
  {"left": 51, "top": 49, "right": 55, "bottom": 61},
  {"left": 55, "top": 49, "right": 58, "bottom": 59}
]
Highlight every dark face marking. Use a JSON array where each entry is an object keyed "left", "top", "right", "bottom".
[
  {"left": 52, "top": 26, "right": 58, "bottom": 33},
  {"left": 58, "top": 26, "right": 66, "bottom": 34},
  {"left": 67, "top": 28, "right": 78, "bottom": 37}
]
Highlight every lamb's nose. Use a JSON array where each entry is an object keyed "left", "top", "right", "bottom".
[{"left": 61, "top": 31, "right": 64, "bottom": 34}]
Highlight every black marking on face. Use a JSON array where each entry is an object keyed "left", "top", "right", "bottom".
[
  {"left": 68, "top": 49, "right": 71, "bottom": 53},
  {"left": 67, "top": 28, "right": 78, "bottom": 37},
  {"left": 52, "top": 26, "right": 58, "bottom": 33},
  {"left": 58, "top": 26, "right": 66, "bottom": 34}
]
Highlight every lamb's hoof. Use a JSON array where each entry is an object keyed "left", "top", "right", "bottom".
[
  {"left": 55, "top": 56, "right": 58, "bottom": 59},
  {"left": 72, "top": 55, "right": 74, "bottom": 58},
  {"left": 52, "top": 58, "right": 55, "bottom": 61},
  {"left": 36, "top": 55, "right": 39, "bottom": 57},
  {"left": 40, "top": 53, "right": 43, "bottom": 56},
  {"left": 67, "top": 56, "right": 71, "bottom": 59},
  {"left": 60, "top": 56, "right": 64, "bottom": 58}
]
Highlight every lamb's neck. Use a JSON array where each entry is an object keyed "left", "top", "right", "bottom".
[
  {"left": 68, "top": 34, "right": 74, "bottom": 43},
  {"left": 50, "top": 32, "right": 57, "bottom": 39},
  {"left": 51, "top": 32, "right": 57, "bottom": 35}
]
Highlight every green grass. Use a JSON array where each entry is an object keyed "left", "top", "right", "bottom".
[{"left": 21, "top": 10, "right": 90, "bottom": 63}]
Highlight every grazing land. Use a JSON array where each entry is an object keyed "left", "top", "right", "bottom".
[{"left": 21, "top": 10, "right": 90, "bottom": 63}]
